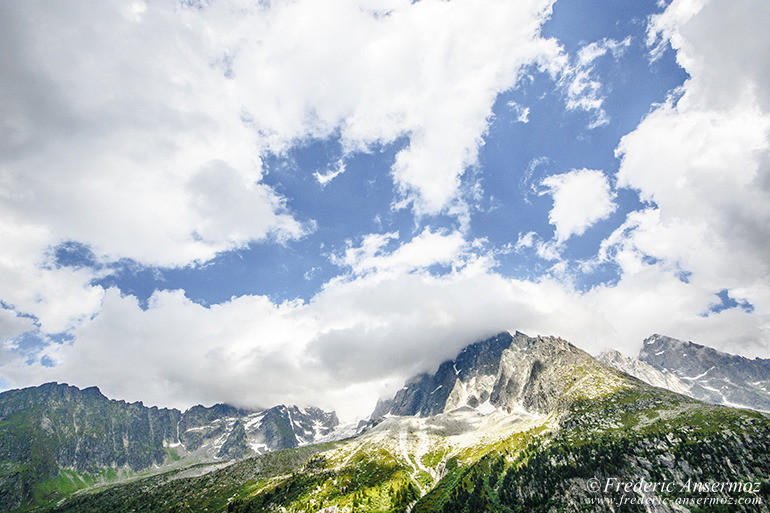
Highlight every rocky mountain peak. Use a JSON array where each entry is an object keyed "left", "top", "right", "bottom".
[
  {"left": 378, "top": 331, "right": 625, "bottom": 418},
  {"left": 640, "top": 334, "right": 770, "bottom": 383},
  {"left": 602, "top": 334, "right": 770, "bottom": 412},
  {"left": 598, "top": 349, "right": 691, "bottom": 396}
]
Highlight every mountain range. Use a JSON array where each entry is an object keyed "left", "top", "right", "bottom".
[
  {"left": 0, "top": 383, "right": 339, "bottom": 511},
  {"left": 2, "top": 331, "right": 770, "bottom": 512}
]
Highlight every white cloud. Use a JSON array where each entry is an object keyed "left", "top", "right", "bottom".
[
  {"left": 0, "top": 1, "right": 305, "bottom": 270},
  {"left": 0, "top": 0, "right": 560, "bottom": 328},
  {"left": 648, "top": 0, "right": 770, "bottom": 113},
  {"left": 314, "top": 160, "right": 346, "bottom": 187},
  {"left": 515, "top": 231, "right": 537, "bottom": 251},
  {"left": 646, "top": 0, "right": 707, "bottom": 63},
  {"left": 559, "top": 37, "right": 631, "bottom": 128},
  {"left": 0, "top": 222, "right": 106, "bottom": 333},
  {"left": 0, "top": 308, "right": 35, "bottom": 343},
  {"left": 541, "top": 168, "right": 617, "bottom": 243},
  {"left": 590, "top": 0, "right": 770, "bottom": 356},
  {"left": 520, "top": 156, "right": 550, "bottom": 202},
  {"left": 332, "top": 228, "right": 470, "bottom": 276},
  {"left": 4, "top": 206, "right": 770, "bottom": 421},
  {"left": 0, "top": 0, "right": 564, "bottom": 267},
  {"left": 577, "top": 37, "right": 631, "bottom": 66},
  {"left": 612, "top": 0, "right": 770, "bottom": 305},
  {"left": 507, "top": 102, "right": 531, "bottom": 123},
  {"left": 5, "top": 249, "right": 766, "bottom": 421},
  {"left": 219, "top": 0, "right": 562, "bottom": 215},
  {"left": 0, "top": 271, "right": 614, "bottom": 421},
  {"left": 535, "top": 239, "right": 563, "bottom": 261}
]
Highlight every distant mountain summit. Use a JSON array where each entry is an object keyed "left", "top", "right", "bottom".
[
  {"left": 178, "top": 402, "right": 339, "bottom": 458},
  {"left": 377, "top": 331, "right": 624, "bottom": 418},
  {"left": 599, "top": 334, "right": 770, "bottom": 412},
  {"left": 598, "top": 348, "right": 692, "bottom": 395}
]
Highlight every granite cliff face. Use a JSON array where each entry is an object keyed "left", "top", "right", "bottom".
[
  {"left": 598, "top": 348, "right": 692, "bottom": 395},
  {"left": 640, "top": 334, "right": 770, "bottom": 410},
  {"left": 380, "top": 331, "right": 622, "bottom": 418},
  {"left": 600, "top": 334, "right": 770, "bottom": 412},
  {"left": 0, "top": 383, "right": 339, "bottom": 512}
]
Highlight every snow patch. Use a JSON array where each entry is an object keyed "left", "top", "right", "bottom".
[
  {"left": 250, "top": 442, "right": 268, "bottom": 453},
  {"left": 245, "top": 412, "right": 266, "bottom": 429},
  {"left": 680, "top": 367, "right": 715, "bottom": 381},
  {"left": 475, "top": 400, "right": 497, "bottom": 415}
]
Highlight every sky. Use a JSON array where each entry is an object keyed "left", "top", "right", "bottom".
[{"left": 1, "top": 0, "right": 769, "bottom": 421}]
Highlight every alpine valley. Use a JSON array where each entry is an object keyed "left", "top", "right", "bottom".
[{"left": 3, "top": 331, "right": 770, "bottom": 512}]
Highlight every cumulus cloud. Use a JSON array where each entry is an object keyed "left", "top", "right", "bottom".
[
  {"left": 3, "top": 221, "right": 769, "bottom": 423},
  {"left": 332, "top": 228, "right": 471, "bottom": 276},
  {"left": 0, "top": 0, "right": 561, "bottom": 328},
  {"left": 0, "top": 270, "right": 619, "bottom": 420},
  {"left": 541, "top": 168, "right": 617, "bottom": 243},
  {"left": 5, "top": 251, "right": 766, "bottom": 421},
  {"left": 0, "top": 1, "right": 305, "bottom": 269},
  {"left": 0, "top": 222, "right": 106, "bottom": 333},
  {"left": 1, "top": 0, "right": 311, "bottom": 329},
  {"left": 0, "top": 308, "right": 35, "bottom": 343},
  {"left": 213, "top": 0, "right": 563, "bottom": 215},
  {"left": 584, "top": 0, "right": 770, "bottom": 360},
  {"left": 612, "top": 0, "right": 770, "bottom": 312}
]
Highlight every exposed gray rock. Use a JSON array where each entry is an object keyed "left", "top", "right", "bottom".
[
  {"left": 379, "top": 331, "right": 622, "bottom": 418},
  {"left": 600, "top": 334, "right": 770, "bottom": 412},
  {"left": 177, "top": 403, "right": 341, "bottom": 456},
  {"left": 217, "top": 419, "right": 248, "bottom": 459},
  {"left": 598, "top": 349, "right": 692, "bottom": 395},
  {"left": 387, "top": 332, "right": 512, "bottom": 416},
  {"left": 178, "top": 403, "right": 252, "bottom": 452},
  {"left": 369, "top": 397, "right": 393, "bottom": 420}
]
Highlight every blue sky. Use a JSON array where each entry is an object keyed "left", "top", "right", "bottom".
[{"left": 1, "top": 0, "right": 769, "bottom": 419}]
